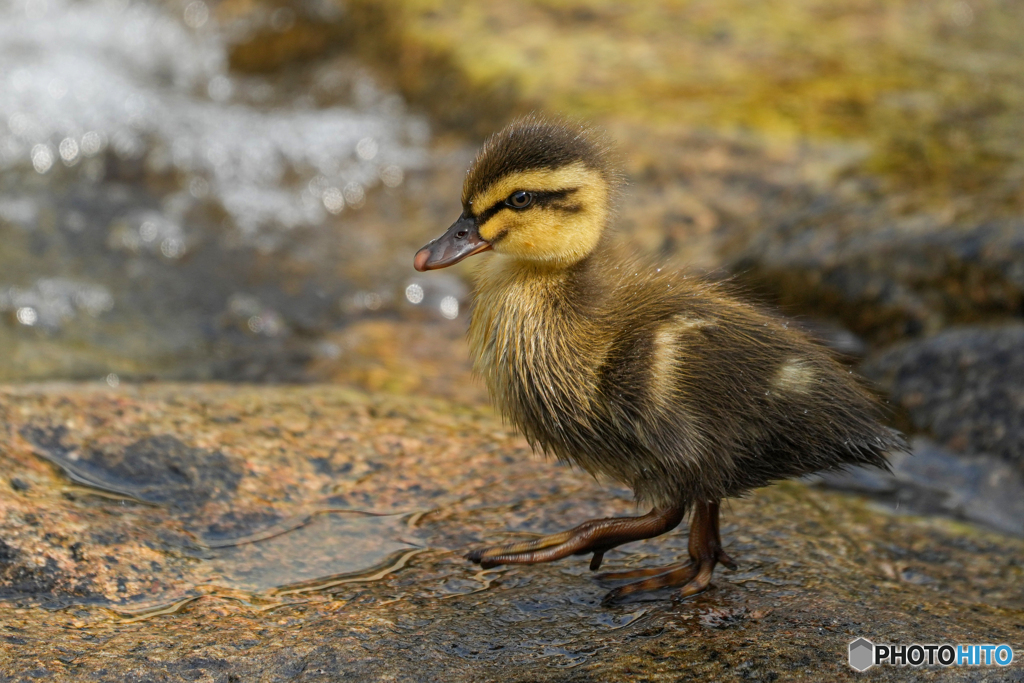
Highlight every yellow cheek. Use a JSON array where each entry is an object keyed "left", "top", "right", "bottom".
[
  {"left": 478, "top": 213, "right": 512, "bottom": 242},
  {"left": 490, "top": 209, "right": 603, "bottom": 265}
]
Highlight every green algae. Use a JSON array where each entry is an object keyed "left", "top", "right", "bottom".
[{"left": 333, "top": 0, "right": 1024, "bottom": 208}]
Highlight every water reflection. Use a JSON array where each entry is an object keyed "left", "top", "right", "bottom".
[
  {"left": 204, "top": 512, "right": 420, "bottom": 596},
  {"left": 103, "top": 515, "right": 425, "bottom": 623},
  {"left": 23, "top": 421, "right": 430, "bottom": 620}
]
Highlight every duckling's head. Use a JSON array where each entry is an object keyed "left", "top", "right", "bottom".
[{"left": 414, "top": 117, "right": 618, "bottom": 271}]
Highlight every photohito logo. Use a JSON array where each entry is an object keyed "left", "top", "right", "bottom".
[{"left": 849, "top": 639, "right": 1014, "bottom": 671}]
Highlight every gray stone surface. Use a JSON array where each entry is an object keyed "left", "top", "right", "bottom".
[
  {"left": 730, "top": 212, "right": 1024, "bottom": 346},
  {"left": 814, "top": 437, "right": 1024, "bottom": 537},
  {"left": 863, "top": 324, "right": 1024, "bottom": 470}
]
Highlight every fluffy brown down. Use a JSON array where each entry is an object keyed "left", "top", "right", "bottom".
[{"left": 464, "top": 117, "right": 903, "bottom": 510}]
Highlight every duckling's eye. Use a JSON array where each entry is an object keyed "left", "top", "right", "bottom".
[{"left": 506, "top": 191, "right": 534, "bottom": 209}]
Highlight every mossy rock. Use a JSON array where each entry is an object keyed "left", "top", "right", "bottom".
[{"left": 227, "top": 0, "right": 1024, "bottom": 207}]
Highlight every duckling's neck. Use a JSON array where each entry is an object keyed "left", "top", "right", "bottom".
[{"left": 468, "top": 249, "right": 608, "bottom": 428}]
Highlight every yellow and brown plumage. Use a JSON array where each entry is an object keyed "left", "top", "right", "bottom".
[{"left": 414, "top": 117, "right": 905, "bottom": 603}]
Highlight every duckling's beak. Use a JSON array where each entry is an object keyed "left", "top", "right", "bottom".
[{"left": 413, "top": 214, "right": 492, "bottom": 271}]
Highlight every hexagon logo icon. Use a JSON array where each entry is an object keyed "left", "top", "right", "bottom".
[{"left": 849, "top": 638, "right": 875, "bottom": 671}]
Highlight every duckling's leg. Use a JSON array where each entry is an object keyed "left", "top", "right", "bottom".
[
  {"left": 466, "top": 505, "right": 685, "bottom": 571},
  {"left": 599, "top": 500, "right": 735, "bottom": 604}
]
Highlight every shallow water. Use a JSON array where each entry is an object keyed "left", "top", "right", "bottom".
[
  {"left": 0, "top": 0, "right": 426, "bottom": 239},
  {"left": 109, "top": 511, "right": 426, "bottom": 621},
  {"left": 0, "top": 0, "right": 439, "bottom": 382}
]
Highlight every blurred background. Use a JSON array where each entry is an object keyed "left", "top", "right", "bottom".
[{"left": 2, "top": 0, "right": 1023, "bottom": 531}]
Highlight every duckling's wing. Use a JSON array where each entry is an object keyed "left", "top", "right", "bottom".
[{"left": 596, "top": 290, "right": 901, "bottom": 506}]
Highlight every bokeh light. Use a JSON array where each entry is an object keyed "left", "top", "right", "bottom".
[
  {"left": 404, "top": 283, "right": 424, "bottom": 305},
  {"left": 183, "top": 1, "right": 209, "bottom": 29},
  {"left": 58, "top": 138, "right": 79, "bottom": 165},
  {"left": 439, "top": 296, "right": 459, "bottom": 320},
  {"left": 30, "top": 144, "right": 53, "bottom": 173},
  {"left": 356, "top": 137, "right": 379, "bottom": 160},
  {"left": 380, "top": 165, "right": 404, "bottom": 188},
  {"left": 323, "top": 187, "right": 345, "bottom": 214},
  {"left": 16, "top": 307, "right": 38, "bottom": 326}
]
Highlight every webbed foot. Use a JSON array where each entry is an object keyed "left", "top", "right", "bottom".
[
  {"left": 466, "top": 505, "right": 685, "bottom": 571},
  {"left": 598, "top": 500, "right": 734, "bottom": 604}
]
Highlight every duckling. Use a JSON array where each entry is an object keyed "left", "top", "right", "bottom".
[{"left": 413, "top": 117, "right": 905, "bottom": 603}]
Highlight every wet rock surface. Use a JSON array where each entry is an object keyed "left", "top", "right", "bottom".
[
  {"left": 863, "top": 324, "right": 1024, "bottom": 471},
  {"left": 25, "top": 430, "right": 243, "bottom": 510},
  {"left": 1, "top": 384, "right": 1022, "bottom": 681},
  {"left": 730, "top": 213, "right": 1024, "bottom": 345},
  {"left": 814, "top": 438, "right": 1024, "bottom": 538}
]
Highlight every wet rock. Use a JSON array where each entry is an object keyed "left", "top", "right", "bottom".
[
  {"left": 862, "top": 324, "right": 1024, "bottom": 470},
  {"left": 0, "top": 537, "right": 94, "bottom": 607},
  {"left": 307, "top": 317, "right": 484, "bottom": 405},
  {"left": 1, "top": 384, "right": 1022, "bottom": 680},
  {"left": 816, "top": 325, "right": 1024, "bottom": 537},
  {"left": 0, "top": 540, "right": 57, "bottom": 599},
  {"left": 24, "top": 429, "right": 242, "bottom": 510},
  {"left": 731, "top": 216, "right": 1024, "bottom": 345},
  {"left": 814, "top": 438, "right": 1024, "bottom": 537}
]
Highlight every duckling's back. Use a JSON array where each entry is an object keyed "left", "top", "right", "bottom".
[{"left": 469, "top": 246, "right": 904, "bottom": 510}]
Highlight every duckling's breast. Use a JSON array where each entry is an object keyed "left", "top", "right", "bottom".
[{"left": 468, "top": 257, "right": 610, "bottom": 460}]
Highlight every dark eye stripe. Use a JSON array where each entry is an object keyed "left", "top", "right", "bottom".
[
  {"left": 473, "top": 187, "right": 579, "bottom": 226},
  {"left": 533, "top": 188, "right": 578, "bottom": 208}
]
